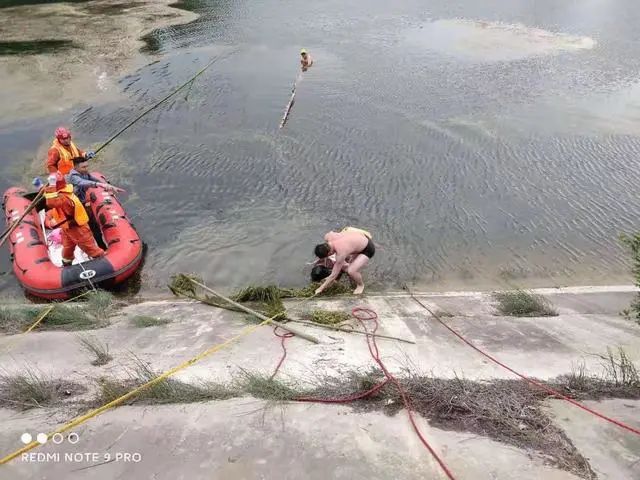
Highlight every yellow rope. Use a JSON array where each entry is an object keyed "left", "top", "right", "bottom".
[
  {"left": 22, "top": 305, "right": 55, "bottom": 334},
  {"left": 0, "top": 292, "right": 310, "bottom": 465}
]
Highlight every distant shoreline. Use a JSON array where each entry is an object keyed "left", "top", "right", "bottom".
[{"left": 0, "top": 0, "right": 199, "bottom": 126}]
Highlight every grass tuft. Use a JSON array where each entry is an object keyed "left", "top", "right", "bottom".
[
  {"left": 236, "top": 370, "right": 302, "bottom": 402},
  {"left": 84, "top": 290, "right": 115, "bottom": 321},
  {"left": 0, "top": 292, "right": 119, "bottom": 334},
  {"left": 131, "top": 316, "right": 171, "bottom": 328},
  {"left": 96, "top": 359, "right": 237, "bottom": 406},
  {"left": 493, "top": 290, "right": 557, "bottom": 317},
  {"left": 555, "top": 349, "right": 639, "bottom": 399},
  {"left": 232, "top": 285, "right": 284, "bottom": 304},
  {"left": 28, "top": 305, "right": 97, "bottom": 330},
  {"left": 0, "top": 306, "right": 34, "bottom": 333},
  {"left": 620, "top": 232, "right": 640, "bottom": 324},
  {"left": 77, "top": 334, "right": 112, "bottom": 366},
  {"left": 0, "top": 368, "right": 84, "bottom": 410},
  {"left": 601, "top": 347, "right": 639, "bottom": 388},
  {"left": 307, "top": 309, "right": 351, "bottom": 325}
]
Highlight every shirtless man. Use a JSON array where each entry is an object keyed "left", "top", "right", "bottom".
[
  {"left": 313, "top": 227, "right": 375, "bottom": 295},
  {"left": 300, "top": 49, "right": 313, "bottom": 72}
]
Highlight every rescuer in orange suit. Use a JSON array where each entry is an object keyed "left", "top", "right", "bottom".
[
  {"left": 47, "top": 127, "right": 95, "bottom": 175},
  {"left": 44, "top": 172, "right": 104, "bottom": 266}
]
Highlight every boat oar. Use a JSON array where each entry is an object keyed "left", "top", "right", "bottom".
[{"left": 0, "top": 190, "right": 44, "bottom": 248}]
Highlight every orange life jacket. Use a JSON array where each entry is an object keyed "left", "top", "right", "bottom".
[
  {"left": 51, "top": 138, "right": 81, "bottom": 175},
  {"left": 44, "top": 185, "right": 89, "bottom": 230}
]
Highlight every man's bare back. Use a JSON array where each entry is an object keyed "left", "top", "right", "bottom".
[{"left": 324, "top": 230, "right": 368, "bottom": 257}]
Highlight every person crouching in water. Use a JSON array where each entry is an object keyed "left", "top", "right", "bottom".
[
  {"left": 44, "top": 172, "right": 105, "bottom": 266},
  {"left": 313, "top": 227, "right": 375, "bottom": 295}
]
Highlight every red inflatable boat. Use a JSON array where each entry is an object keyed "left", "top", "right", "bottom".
[{"left": 3, "top": 173, "right": 143, "bottom": 300}]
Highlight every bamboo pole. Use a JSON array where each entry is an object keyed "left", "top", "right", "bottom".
[
  {"left": 187, "top": 279, "right": 320, "bottom": 344},
  {"left": 279, "top": 73, "right": 303, "bottom": 128},
  {"left": 288, "top": 319, "right": 416, "bottom": 344},
  {"left": 0, "top": 190, "right": 44, "bottom": 248}
]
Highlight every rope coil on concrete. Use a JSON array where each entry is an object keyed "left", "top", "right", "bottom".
[{"left": 295, "top": 307, "right": 457, "bottom": 480}]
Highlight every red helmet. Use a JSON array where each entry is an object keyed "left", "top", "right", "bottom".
[{"left": 55, "top": 127, "right": 71, "bottom": 140}]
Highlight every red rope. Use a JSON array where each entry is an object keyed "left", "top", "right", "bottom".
[
  {"left": 408, "top": 294, "right": 640, "bottom": 437},
  {"left": 269, "top": 326, "right": 295, "bottom": 380},
  {"left": 294, "top": 307, "right": 457, "bottom": 480}
]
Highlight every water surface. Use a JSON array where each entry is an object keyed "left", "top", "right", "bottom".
[{"left": 1, "top": 0, "right": 640, "bottom": 295}]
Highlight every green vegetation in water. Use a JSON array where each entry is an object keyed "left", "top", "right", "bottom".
[
  {"left": 229, "top": 282, "right": 352, "bottom": 319},
  {"left": 619, "top": 233, "right": 640, "bottom": 324},
  {"left": 0, "top": 40, "right": 77, "bottom": 56},
  {"left": 230, "top": 285, "right": 286, "bottom": 319},
  {"left": 307, "top": 309, "right": 351, "bottom": 325},
  {"left": 170, "top": 274, "right": 352, "bottom": 322},
  {"left": 231, "top": 282, "right": 351, "bottom": 302},
  {"left": 169, "top": 273, "right": 200, "bottom": 296},
  {"left": 131, "top": 315, "right": 171, "bottom": 328},
  {"left": 493, "top": 289, "right": 557, "bottom": 317}
]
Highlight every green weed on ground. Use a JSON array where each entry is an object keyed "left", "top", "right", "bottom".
[
  {"left": 493, "top": 290, "right": 557, "bottom": 317},
  {"left": 619, "top": 233, "right": 640, "bottom": 324}
]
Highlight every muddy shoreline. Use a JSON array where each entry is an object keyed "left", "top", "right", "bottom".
[{"left": 0, "top": 0, "right": 198, "bottom": 125}]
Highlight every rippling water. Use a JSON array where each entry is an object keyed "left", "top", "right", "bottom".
[{"left": 2, "top": 0, "right": 640, "bottom": 295}]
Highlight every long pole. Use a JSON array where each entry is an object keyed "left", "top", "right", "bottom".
[
  {"left": 187, "top": 278, "right": 320, "bottom": 344},
  {"left": 279, "top": 72, "right": 303, "bottom": 129},
  {"left": 1, "top": 53, "right": 229, "bottom": 247},
  {"left": 288, "top": 319, "right": 416, "bottom": 344},
  {"left": 94, "top": 53, "right": 228, "bottom": 154},
  {"left": 0, "top": 190, "right": 44, "bottom": 248}
]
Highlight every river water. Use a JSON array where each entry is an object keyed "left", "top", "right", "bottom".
[{"left": 2, "top": 0, "right": 640, "bottom": 295}]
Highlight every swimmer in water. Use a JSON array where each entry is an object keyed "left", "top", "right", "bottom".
[{"left": 300, "top": 49, "right": 313, "bottom": 72}]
